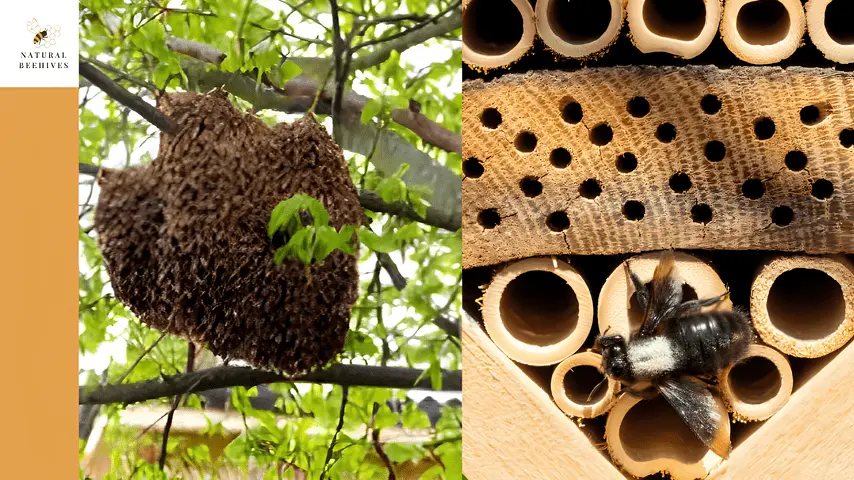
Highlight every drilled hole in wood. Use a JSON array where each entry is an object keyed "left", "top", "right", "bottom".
[
  {"left": 623, "top": 201, "right": 645, "bottom": 221},
  {"left": 477, "top": 208, "right": 501, "bottom": 229},
  {"left": 742, "top": 178, "right": 765, "bottom": 199},
  {"left": 771, "top": 206, "right": 794, "bottom": 226},
  {"left": 826, "top": 0, "right": 854, "bottom": 43},
  {"left": 736, "top": 0, "right": 791, "bottom": 46},
  {"left": 812, "top": 179, "right": 834, "bottom": 200},
  {"left": 520, "top": 176, "right": 543, "bottom": 197},
  {"left": 616, "top": 152, "right": 637, "bottom": 173},
  {"left": 462, "top": 0, "right": 525, "bottom": 55},
  {"left": 463, "top": 157, "right": 484, "bottom": 178},
  {"left": 546, "top": 211, "right": 571, "bottom": 232},
  {"left": 642, "top": 0, "right": 706, "bottom": 41},
  {"left": 551, "top": 148, "right": 572, "bottom": 168},
  {"left": 800, "top": 103, "right": 832, "bottom": 126},
  {"left": 579, "top": 178, "right": 602, "bottom": 199},
  {"left": 590, "top": 123, "right": 613, "bottom": 146},
  {"left": 561, "top": 97, "right": 584, "bottom": 124},
  {"left": 669, "top": 172, "right": 692, "bottom": 193},
  {"left": 515, "top": 131, "right": 538, "bottom": 152},
  {"left": 500, "top": 271, "right": 579, "bottom": 346},
  {"left": 784, "top": 150, "right": 808, "bottom": 171},
  {"left": 840, "top": 128, "right": 854, "bottom": 148},
  {"left": 480, "top": 107, "right": 502, "bottom": 129},
  {"left": 563, "top": 365, "right": 607, "bottom": 404},
  {"left": 691, "top": 204, "right": 713, "bottom": 224},
  {"left": 767, "top": 269, "right": 845, "bottom": 340},
  {"left": 704, "top": 140, "right": 726, "bottom": 162},
  {"left": 656, "top": 123, "right": 676, "bottom": 143},
  {"left": 547, "top": 0, "right": 612, "bottom": 43},
  {"left": 700, "top": 94, "right": 722, "bottom": 115},
  {"left": 728, "top": 357, "right": 782, "bottom": 404},
  {"left": 754, "top": 117, "right": 776, "bottom": 140},
  {"left": 627, "top": 97, "right": 651, "bottom": 118}
]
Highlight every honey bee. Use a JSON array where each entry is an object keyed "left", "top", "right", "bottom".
[{"left": 27, "top": 19, "right": 60, "bottom": 48}]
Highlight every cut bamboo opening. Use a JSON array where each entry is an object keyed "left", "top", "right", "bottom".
[
  {"left": 719, "top": 344, "right": 793, "bottom": 422},
  {"left": 483, "top": 257, "right": 594, "bottom": 366},
  {"left": 598, "top": 251, "right": 731, "bottom": 338},
  {"left": 605, "top": 392, "right": 728, "bottom": 479},
  {"left": 750, "top": 255, "right": 854, "bottom": 358},
  {"left": 536, "top": 0, "right": 626, "bottom": 59},
  {"left": 551, "top": 351, "right": 619, "bottom": 418},
  {"left": 721, "top": 0, "right": 806, "bottom": 64},
  {"left": 462, "top": 0, "right": 536, "bottom": 69},
  {"left": 626, "top": 0, "right": 721, "bottom": 58},
  {"left": 806, "top": 0, "right": 854, "bottom": 64}
]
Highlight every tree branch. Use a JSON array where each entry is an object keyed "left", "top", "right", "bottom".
[
  {"left": 79, "top": 364, "right": 462, "bottom": 405},
  {"left": 79, "top": 61, "right": 176, "bottom": 133},
  {"left": 350, "top": 2, "right": 461, "bottom": 71},
  {"left": 79, "top": 163, "right": 458, "bottom": 232}
]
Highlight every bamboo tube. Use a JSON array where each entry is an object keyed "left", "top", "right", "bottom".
[
  {"left": 750, "top": 255, "right": 854, "bottom": 358},
  {"left": 536, "top": 0, "right": 626, "bottom": 59},
  {"left": 605, "top": 392, "right": 728, "bottom": 479},
  {"left": 719, "top": 344, "right": 793, "bottom": 422},
  {"left": 597, "top": 251, "right": 731, "bottom": 338},
  {"left": 482, "top": 257, "right": 594, "bottom": 366},
  {"left": 462, "top": 0, "right": 536, "bottom": 69},
  {"left": 721, "top": 0, "right": 806, "bottom": 64},
  {"left": 626, "top": 0, "right": 721, "bottom": 58},
  {"left": 806, "top": 0, "right": 854, "bottom": 64},
  {"left": 551, "top": 352, "right": 619, "bottom": 418}
]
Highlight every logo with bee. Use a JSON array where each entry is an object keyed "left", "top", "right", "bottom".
[{"left": 27, "top": 18, "right": 60, "bottom": 48}]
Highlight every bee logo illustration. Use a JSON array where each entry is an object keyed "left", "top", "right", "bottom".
[{"left": 27, "top": 19, "right": 60, "bottom": 48}]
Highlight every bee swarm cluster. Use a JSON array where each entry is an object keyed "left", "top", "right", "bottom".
[{"left": 95, "top": 91, "right": 362, "bottom": 373}]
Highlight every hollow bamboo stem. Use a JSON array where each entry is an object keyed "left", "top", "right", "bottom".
[
  {"left": 605, "top": 392, "right": 728, "bottom": 479},
  {"left": 719, "top": 344, "right": 793, "bottom": 422},
  {"left": 462, "top": 0, "right": 536, "bottom": 69},
  {"left": 482, "top": 257, "right": 594, "bottom": 366},
  {"left": 597, "top": 251, "right": 731, "bottom": 338},
  {"left": 721, "top": 0, "right": 806, "bottom": 64},
  {"left": 536, "top": 0, "right": 626, "bottom": 59},
  {"left": 750, "top": 255, "right": 854, "bottom": 358},
  {"left": 626, "top": 0, "right": 721, "bottom": 58},
  {"left": 806, "top": 0, "right": 854, "bottom": 64},
  {"left": 551, "top": 352, "right": 619, "bottom": 418}
]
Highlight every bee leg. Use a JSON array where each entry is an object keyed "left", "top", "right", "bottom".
[
  {"left": 620, "top": 384, "right": 659, "bottom": 400},
  {"left": 624, "top": 261, "right": 649, "bottom": 312}
]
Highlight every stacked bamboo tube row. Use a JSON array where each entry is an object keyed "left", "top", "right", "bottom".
[
  {"left": 462, "top": 0, "right": 854, "bottom": 68},
  {"left": 481, "top": 252, "right": 854, "bottom": 480},
  {"left": 462, "top": 66, "right": 854, "bottom": 270}
]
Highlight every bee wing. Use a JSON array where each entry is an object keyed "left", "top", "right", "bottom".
[
  {"left": 638, "top": 250, "right": 681, "bottom": 336},
  {"left": 27, "top": 19, "right": 41, "bottom": 34},
  {"left": 658, "top": 377, "right": 731, "bottom": 458}
]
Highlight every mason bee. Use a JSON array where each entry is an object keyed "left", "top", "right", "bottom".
[
  {"left": 27, "top": 19, "right": 60, "bottom": 48},
  {"left": 597, "top": 250, "right": 753, "bottom": 458}
]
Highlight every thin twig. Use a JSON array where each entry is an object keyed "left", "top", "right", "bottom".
[
  {"left": 319, "top": 385, "right": 349, "bottom": 479},
  {"left": 158, "top": 342, "right": 196, "bottom": 470},
  {"left": 116, "top": 332, "right": 167, "bottom": 384},
  {"left": 373, "top": 428, "right": 396, "bottom": 480}
]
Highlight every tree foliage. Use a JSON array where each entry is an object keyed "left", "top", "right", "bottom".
[{"left": 78, "top": 0, "right": 462, "bottom": 478}]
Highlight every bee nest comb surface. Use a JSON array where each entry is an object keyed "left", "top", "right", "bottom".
[{"left": 94, "top": 91, "right": 362, "bottom": 373}]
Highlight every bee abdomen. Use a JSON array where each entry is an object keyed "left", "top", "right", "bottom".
[{"left": 668, "top": 310, "right": 752, "bottom": 375}]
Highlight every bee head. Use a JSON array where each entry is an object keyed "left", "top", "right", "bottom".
[{"left": 599, "top": 334, "right": 630, "bottom": 382}]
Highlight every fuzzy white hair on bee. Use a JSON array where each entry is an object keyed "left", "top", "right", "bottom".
[{"left": 626, "top": 336, "right": 681, "bottom": 377}]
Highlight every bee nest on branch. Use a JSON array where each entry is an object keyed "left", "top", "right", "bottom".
[{"left": 94, "top": 91, "right": 362, "bottom": 373}]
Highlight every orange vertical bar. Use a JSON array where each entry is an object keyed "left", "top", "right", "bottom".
[{"left": 0, "top": 87, "right": 78, "bottom": 475}]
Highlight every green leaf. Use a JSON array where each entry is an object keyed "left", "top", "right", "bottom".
[
  {"left": 373, "top": 404, "right": 399, "bottom": 429},
  {"left": 361, "top": 98, "right": 382, "bottom": 124},
  {"left": 358, "top": 227, "right": 398, "bottom": 253}
]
